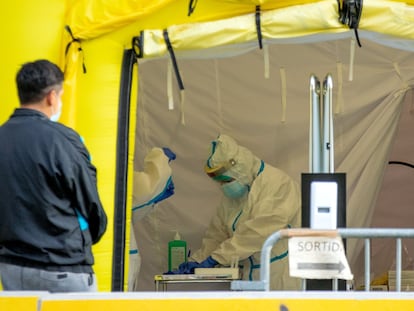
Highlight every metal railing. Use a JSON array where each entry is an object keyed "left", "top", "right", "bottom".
[{"left": 231, "top": 228, "right": 414, "bottom": 291}]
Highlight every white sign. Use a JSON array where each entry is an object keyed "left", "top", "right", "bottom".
[{"left": 288, "top": 236, "right": 353, "bottom": 280}]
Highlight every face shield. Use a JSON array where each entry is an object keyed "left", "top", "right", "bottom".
[
  {"left": 205, "top": 158, "right": 236, "bottom": 182},
  {"left": 205, "top": 160, "right": 249, "bottom": 198}
]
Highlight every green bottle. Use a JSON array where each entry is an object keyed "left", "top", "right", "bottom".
[{"left": 168, "top": 232, "right": 187, "bottom": 271}]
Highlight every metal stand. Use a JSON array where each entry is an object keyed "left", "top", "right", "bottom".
[{"left": 303, "top": 74, "right": 346, "bottom": 290}]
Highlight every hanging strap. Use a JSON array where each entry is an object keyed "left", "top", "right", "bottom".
[
  {"left": 255, "top": 5, "right": 270, "bottom": 79},
  {"left": 336, "top": 62, "right": 344, "bottom": 114},
  {"left": 280, "top": 67, "right": 287, "bottom": 123},
  {"left": 163, "top": 29, "right": 186, "bottom": 125},
  {"left": 64, "top": 25, "right": 87, "bottom": 74},
  {"left": 163, "top": 29, "right": 184, "bottom": 92},
  {"left": 255, "top": 5, "right": 263, "bottom": 50},
  {"left": 132, "top": 33, "right": 143, "bottom": 58},
  {"left": 338, "top": 0, "right": 363, "bottom": 47},
  {"left": 188, "top": 0, "right": 198, "bottom": 16},
  {"left": 348, "top": 38, "right": 356, "bottom": 81},
  {"left": 263, "top": 45, "right": 270, "bottom": 79},
  {"left": 167, "top": 60, "right": 174, "bottom": 110}
]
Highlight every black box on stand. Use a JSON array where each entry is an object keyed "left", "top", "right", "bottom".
[{"left": 301, "top": 173, "right": 346, "bottom": 290}]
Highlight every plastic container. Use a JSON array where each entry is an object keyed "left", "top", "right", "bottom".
[{"left": 168, "top": 232, "right": 187, "bottom": 271}]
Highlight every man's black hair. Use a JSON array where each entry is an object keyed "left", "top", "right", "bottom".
[{"left": 16, "top": 59, "right": 64, "bottom": 104}]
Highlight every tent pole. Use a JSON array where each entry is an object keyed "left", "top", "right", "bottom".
[
  {"left": 112, "top": 48, "right": 136, "bottom": 291},
  {"left": 309, "top": 74, "right": 321, "bottom": 173},
  {"left": 322, "top": 74, "right": 334, "bottom": 173}
]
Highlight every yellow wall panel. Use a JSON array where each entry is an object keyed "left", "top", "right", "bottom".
[
  {"left": 0, "top": 295, "right": 40, "bottom": 311},
  {"left": 40, "top": 297, "right": 414, "bottom": 311},
  {"left": 69, "top": 37, "right": 128, "bottom": 291},
  {"left": 0, "top": 0, "right": 66, "bottom": 124}
]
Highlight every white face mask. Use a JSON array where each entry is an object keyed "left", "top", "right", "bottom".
[{"left": 50, "top": 99, "right": 62, "bottom": 122}]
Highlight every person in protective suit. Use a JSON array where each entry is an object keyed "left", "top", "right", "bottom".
[
  {"left": 128, "top": 146, "right": 176, "bottom": 290},
  {"left": 175, "top": 134, "right": 301, "bottom": 290}
]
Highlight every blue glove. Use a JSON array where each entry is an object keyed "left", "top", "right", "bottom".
[
  {"left": 162, "top": 147, "right": 176, "bottom": 162},
  {"left": 163, "top": 261, "right": 196, "bottom": 275},
  {"left": 172, "top": 256, "right": 218, "bottom": 274},
  {"left": 199, "top": 256, "right": 218, "bottom": 268},
  {"left": 177, "top": 261, "right": 200, "bottom": 274}
]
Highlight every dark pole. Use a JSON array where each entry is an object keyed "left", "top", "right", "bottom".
[{"left": 112, "top": 48, "right": 136, "bottom": 291}]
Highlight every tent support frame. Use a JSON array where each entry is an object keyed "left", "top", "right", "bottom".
[{"left": 112, "top": 48, "right": 136, "bottom": 292}]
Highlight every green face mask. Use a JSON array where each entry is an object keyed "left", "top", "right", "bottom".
[
  {"left": 212, "top": 174, "right": 233, "bottom": 182},
  {"left": 221, "top": 180, "right": 248, "bottom": 199}
]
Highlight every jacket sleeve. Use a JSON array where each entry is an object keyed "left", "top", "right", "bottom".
[
  {"left": 59, "top": 129, "right": 108, "bottom": 244},
  {"left": 75, "top": 156, "right": 108, "bottom": 244}
]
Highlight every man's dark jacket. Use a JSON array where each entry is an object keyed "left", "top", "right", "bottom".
[{"left": 0, "top": 108, "right": 107, "bottom": 273}]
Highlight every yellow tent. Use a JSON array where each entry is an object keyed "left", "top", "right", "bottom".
[{"left": 2, "top": 0, "right": 414, "bottom": 291}]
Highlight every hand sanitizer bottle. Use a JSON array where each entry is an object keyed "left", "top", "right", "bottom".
[{"left": 168, "top": 232, "right": 187, "bottom": 271}]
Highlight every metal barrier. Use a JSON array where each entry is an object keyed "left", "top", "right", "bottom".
[{"left": 231, "top": 228, "right": 414, "bottom": 291}]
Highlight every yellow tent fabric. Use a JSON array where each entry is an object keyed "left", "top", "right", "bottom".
[
  {"left": 2, "top": 0, "right": 414, "bottom": 292},
  {"left": 129, "top": 1, "right": 414, "bottom": 60},
  {"left": 65, "top": 0, "right": 322, "bottom": 40},
  {"left": 64, "top": 0, "right": 414, "bottom": 45},
  {"left": 0, "top": 0, "right": 130, "bottom": 292},
  {"left": 65, "top": 0, "right": 176, "bottom": 40}
]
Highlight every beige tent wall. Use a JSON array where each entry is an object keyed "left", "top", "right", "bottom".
[
  {"left": 353, "top": 91, "right": 414, "bottom": 286},
  {"left": 133, "top": 38, "right": 414, "bottom": 290}
]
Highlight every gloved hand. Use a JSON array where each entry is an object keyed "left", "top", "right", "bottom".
[
  {"left": 170, "top": 256, "right": 218, "bottom": 274},
  {"left": 176, "top": 261, "right": 200, "bottom": 274},
  {"left": 163, "top": 261, "right": 195, "bottom": 275},
  {"left": 162, "top": 147, "right": 176, "bottom": 162}
]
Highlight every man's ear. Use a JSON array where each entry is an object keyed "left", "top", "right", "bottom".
[{"left": 45, "top": 89, "right": 57, "bottom": 107}]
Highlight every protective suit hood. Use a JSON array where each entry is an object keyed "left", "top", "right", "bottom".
[{"left": 205, "top": 134, "right": 261, "bottom": 186}]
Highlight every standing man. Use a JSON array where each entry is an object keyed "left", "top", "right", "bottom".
[
  {"left": 175, "top": 134, "right": 301, "bottom": 290},
  {"left": 0, "top": 59, "right": 107, "bottom": 292}
]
